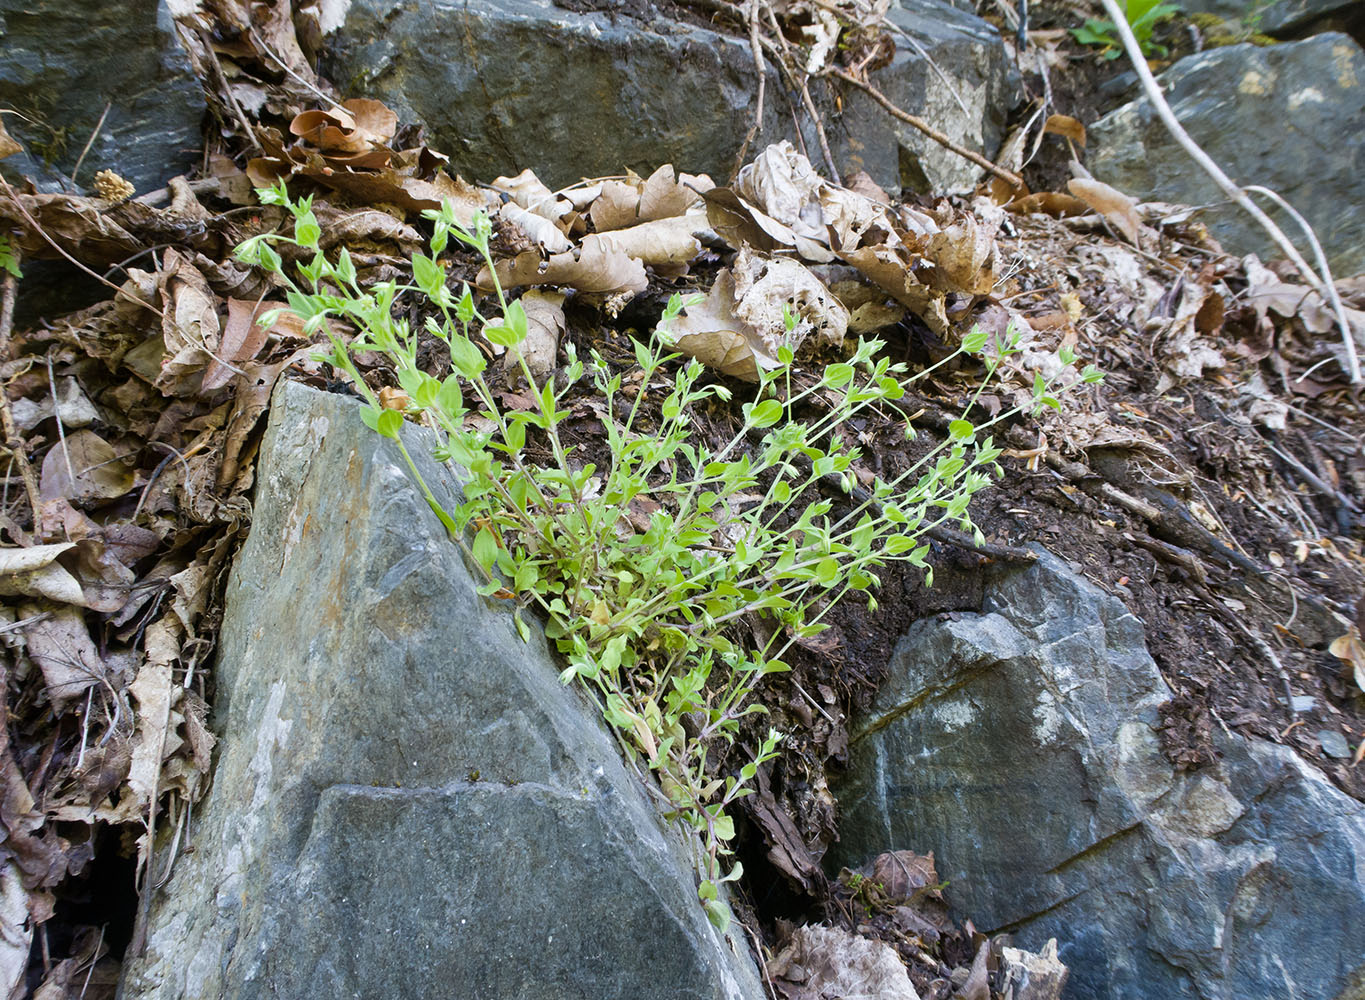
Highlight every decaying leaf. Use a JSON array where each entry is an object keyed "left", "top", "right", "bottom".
[
  {"left": 19, "top": 603, "right": 109, "bottom": 709},
  {"left": 1329, "top": 626, "right": 1365, "bottom": 694},
  {"left": 0, "top": 544, "right": 84, "bottom": 606},
  {"left": 38, "top": 429, "right": 135, "bottom": 504},
  {"left": 1067, "top": 177, "right": 1142, "bottom": 246},
  {"left": 668, "top": 250, "right": 848, "bottom": 381},
  {"left": 769, "top": 923, "right": 921, "bottom": 1000},
  {"left": 1043, "top": 114, "right": 1086, "bottom": 147},
  {"left": 0, "top": 117, "right": 22, "bottom": 160},
  {"left": 513, "top": 290, "right": 566, "bottom": 379}
]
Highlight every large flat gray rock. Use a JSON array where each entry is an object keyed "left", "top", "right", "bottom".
[
  {"left": 0, "top": 0, "right": 204, "bottom": 194},
  {"left": 1090, "top": 34, "right": 1365, "bottom": 277},
  {"left": 831, "top": 550, "right": 1365, "bottom": 1000},
  {"left": 322, "top": 0, "right": 1016, "bottom": 193},
  {"left": 119, "top": 381, "right": 764, "bottom": 1000}
]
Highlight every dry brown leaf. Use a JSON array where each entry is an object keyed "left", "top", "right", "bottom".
[
  {"left": 924, "top": 213, "right": 998, "bottom": 294},
  {"left": 1006, "top": 191, "right": 1090, "bottom": 218},
  {"left": 769, "top": 924, "right": 920, "bottom": 1000},
  {"left": 668, "top": 252, "right": 846, "bottom": 380},
  {"left": 514, "top": 290, "right": 565, "bottom": 379},
  {"left": 589, "top": 179, "right": 644, "bottom": 233},
  {"left": 1044, "top": 113, "right": 1086, "bottom": 147},
  {"left": 1068, "top": 177, "right": 1142, "bottom": 246},
  {"left": 583, "top": 214, "right": 704, "bottom": 271},
  {"left": 493, "top": 168, "right": 571, "bottom": 220},
  {"left": 156, "top": 249, "right": 221, "bottom": 396},
  {"left": 637, "top": 164, "right": 710, "bottom": 222},
  {"left": 19, "top": 603, "right": 109, "bottom": 708},
  {"left": 202, "top": 298, "right": 278, "bottom": 392},
  {"left": 735, "top": 141, "right": 827, "bottom": 241},
  {"left": 0, "top": 862, "right": 33, "bottom": 1000},
  {"left": 501, "top": 201, "right": 573, "bottom": 254},
  {"left": 1329, "top": 627, "right": 1365, "bottom": 693},
  {"left": 492, "top": 243, "right": 648, "bottom": 296},
  {"left": 0, "top": 544, "right": 83, "bottom": 605},
  {"left": 39, "top": 429, "right": 135, "bottom": 503},
  {"left": 290, "top": 98, "right": 397, "bottom": 155},
  {"left": 0, "top": 117, "right": 23, "bottom": 160}
]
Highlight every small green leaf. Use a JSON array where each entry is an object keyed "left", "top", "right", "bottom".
[
  {"left": 472, "top": 527, "right": 498, "bottom": 572},
  {"left": 949, "top": 419, "right": 975, "bottom": 441},
  {"left": 437, "top": 374, "right": 463, "bottom": 414},
  {"left": 375, "top": 408, "right": 404, "bottom": 439},
  {"left": 823, "top": 363, "right": 854, "bottom": 388},
  {"left": 412, "top": 252, "right": 445, "bottom": 298},
  {"left": 749, "top": 399, "right": 783, "bottom": 429},
  {"left": 449, "top": 336, "right": 486, "bottom": 378},
  {"left": 961, "top": 327, "right": 988, "bottom": 354}
]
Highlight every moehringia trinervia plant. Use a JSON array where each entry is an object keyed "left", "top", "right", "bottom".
[{"left": 234, "top": 181, "right": 1101, "bottom": 930}]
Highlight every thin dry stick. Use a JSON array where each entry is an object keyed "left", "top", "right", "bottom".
[
  {"left": 731, "top": 0, "right": 770, "bottom": 177},
  {"left": 70, "top": 100, "right": 113, "bottom": 188},
  {"left": 825, "top": 66, "right": 1024, "bottom": 189},
  {"left": 1098, "top": 0, "right": 1360, "bottom": 384},
  {"left": 762, "top": 5, "right": 842, "bottom": 184}
]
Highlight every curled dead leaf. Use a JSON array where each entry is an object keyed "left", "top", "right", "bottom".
[
  {"left": 1068, "top": 177, "right": 1142, "bottom": 246},
  {"left": 1329, "top": 627, "right": 1365, "bottom": 694}
]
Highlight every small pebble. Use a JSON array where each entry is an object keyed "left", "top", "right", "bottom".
[
  {"left": 1318, "top": 729, "right": 1351, "bottom": 759},
  {"left": 1291, "top": 695, "right": 1316, "bottom": 713}
]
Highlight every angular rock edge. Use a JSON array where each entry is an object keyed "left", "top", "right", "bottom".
[
  {"left": 119, "top": 380, "right": 764, "bottom": 1000},
  {"left": 831, "top": 549, "right": 1365, "bottom": 1000}
]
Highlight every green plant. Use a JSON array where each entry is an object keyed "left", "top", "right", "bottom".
[
  {"left": 234, "top": 182, "right": 1101, "bottom": 930},
  {"left": 0, "top": 235, "right": 20, "bottom": 279},
  {"left": 1072, "top": 0, "right": 1181, "bottom": 59}
]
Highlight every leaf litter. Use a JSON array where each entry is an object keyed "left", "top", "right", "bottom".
[{"left": 0, "top": 1, "right": 1362, "bottom": 997}]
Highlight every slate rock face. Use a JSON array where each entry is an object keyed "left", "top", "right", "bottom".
[
  {"left": 119, "top": 381, "right": 764, "bottom": 1000},
  {"left": 323, "top": 0, "right": 1016, "bottom": 194},
  {"left": 1090, "top": 34, "right": 1365, "bottom": 277},
  {"left": 1179, "top": 0, "right": 1360, "bottom": 35},
  {"left": 831, "top": 550, "right": 1365, "bottom": 1000},
  {"left": 0, "top": 0, "right": 203, "bottom": 194}
]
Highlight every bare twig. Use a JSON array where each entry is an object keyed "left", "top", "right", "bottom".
[
  {"left": 732, "top": 0, "right": 770, "bottom": 179},
  {"left": 825, "top": 66, "right": 1025, "bottom": 189},
  {"left": 1098, "top": 0, "right": 1360, "bottom": 383},
  {"left": 70, "top": 100, "right": 113, "bottom": 188}
]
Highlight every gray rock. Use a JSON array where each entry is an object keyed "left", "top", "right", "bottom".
[
  {"left": 1089, "top": 34, "right": 1365, "bottom": 277},
  {"left": 831, "top": 549, "right": 1365, "bottom": 1000},
  {"left": 322, "top": 0, "right": 1016, "bottom": 194},
  {"left": 1179, "top": 0, "right": 1360, "bottom": 34},
  {"left": 119, "top": 381, "right": 764, "bottom": 1000},
  {"left": 0, "top": 0, "right": 203, "bottom": 195}
]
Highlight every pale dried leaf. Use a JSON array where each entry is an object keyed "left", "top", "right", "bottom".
[
  {"left": 19, "top": 603, "right": 108, "bottom": 708},
  {"left": 493, "top": 168, "right": 571, "bottom": 220},
  {"left": 202, "top": 297, "right": 277, "bottom": 392},
  {"left": 0, "top": 118, "right": 22, "bottom": 160},
  {"left": 513, "top": 290, "right": 565, "bottom": 379},
  {"left": 0, "top": 544, "right": 83, "bottom": 606},
  {"left": 735, "top": 141, "right": 827, "bottom": 241},
  {"left": 290, "top": 98, "right": 397, "bottom": 154},
  {"left": 1068, "top": 177, "right": 1141, "bottom": 246},
  {"left": 589, "top": 179, "right": 643, "bottom": 233},
  {"left": 731, "top": 249, "right": 848, "bottom": 351},
  {"left": 1043, "top": 114, "right": 1086, "bottom": 147},
  {"left": 584, "top": 214, "right": 704, "bottom": 270},
  {"left": 769, "top": 924, "right": 921, "bottom": 1000},
  {"left": 637, "top": 164, "right": 707, "bottom": 222},
  {"left": 493, "top": 243, "right": 648, "bottom": 296},
  {"left": 1329, "top": 628, "right": 1365, "bottom": 693},
  {"left": 39, "top": 428, "right": 135, "bottom": 503},
  {"left": 668, "top": 270, "right": 763, "bottom": 380},
  {"left": 0, "top": 864, "right": 31, "bottom": 1000},
  {"left": 501, "top": 201, "right": 573, "bottom": 253}
]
